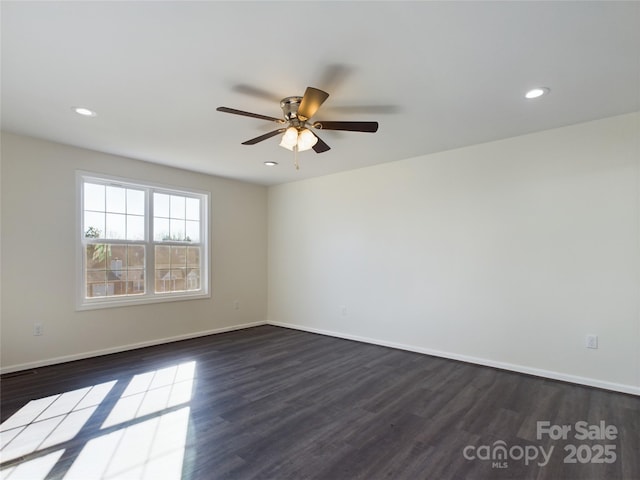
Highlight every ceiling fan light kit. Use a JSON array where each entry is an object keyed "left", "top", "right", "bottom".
[
  {"left": 278, "top": 126, "right": 311, "bottom": 151},
  {"left": 217, "top": 86, "right": 379, "bottom": 169},
  {"left": 293, "top": 128, "right": 319, "bottom": 152}
]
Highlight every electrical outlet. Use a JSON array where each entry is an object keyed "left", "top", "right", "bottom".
[
  {"left": 233, "top": 300, "right": 240, "bottom": 310},
  {"left": 340, "top": 305, "right": 347, "bottom": 316},
  {"left": 586, "top": 334, "right": 598, "bottom": 349},
  {"left": 33, "top": 323, "right": 43, "bottom": 336}
]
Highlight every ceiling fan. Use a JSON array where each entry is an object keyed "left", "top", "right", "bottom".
[{"left": 217, "top": 86, "right": 378, "bottom": 159}]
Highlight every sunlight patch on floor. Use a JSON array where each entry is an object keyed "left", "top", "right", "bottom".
[
  {"left": 0, "top": 449, "right": 65, "bottom": 480},
  {"left": 65, "top": 407, "right": 190, "bottom": 480},
  {"left": 0, "top": 381, "right": 116, "bottom": 463},
  {"left": 102, "top": 361, "right": 195, "bottom": 428},
  {"left": 0, "top": 360, "right": 196, "bottom": 480}
]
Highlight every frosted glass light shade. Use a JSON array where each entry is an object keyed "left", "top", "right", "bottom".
[
  {"left": 297, "top": 129, "right": 318, "bottom": 152},
  {"left": 279, "top": 127, "right": 298, "bottom": 150}
]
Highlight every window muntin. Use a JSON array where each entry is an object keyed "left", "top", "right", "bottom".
[
  {"left": 153, "top": 193, "right": 200, "bottom": 242},
  {"left": 154, "top": 245, "right": 201, "bottom": 293},
  {"left": 78, "top": 173, "right": 209, "bottom": 309},
  {"left": 83, "top": 183, "right": 145, "bottom": 241},
  {"left": 85, "top": 244, "right": 146, "bottom": 298}
]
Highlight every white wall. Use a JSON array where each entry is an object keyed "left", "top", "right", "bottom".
[
  {"left": 3, "top": 114, "right": 639, "bottom": 394},
  {"left": 268, "top": 112, "right": 640, "bottom": 394},
  {"left": 0, "top": 132, "right": 268, "bottom": 371}
]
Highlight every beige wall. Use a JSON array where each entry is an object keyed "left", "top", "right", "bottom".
[
  {"left": 1, "top": 132, "right": 268, "bottom": 371},
  {"left": 268, "top": 112, "right": 640, "bottom": 394},
  {"left": 3, "top": 113, "right": 639, "bottom": 395}
]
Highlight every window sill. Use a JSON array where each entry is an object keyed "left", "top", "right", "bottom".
[{"left": 76, "top": 291, "right": 211, "bottom": 311}]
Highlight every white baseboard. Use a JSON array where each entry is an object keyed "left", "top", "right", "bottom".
[
  {"left": 0, "top": 320, "right": 267, "bottom": 375},
  {"left": 4, "top": 319, "right": 638, "bottom": 396},
  {"left": 267, "top": 321, "right": 640, "bottom": 396}
]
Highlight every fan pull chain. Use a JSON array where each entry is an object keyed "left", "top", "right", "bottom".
[{"left": 294, "top": 145, "right": 300, "bottom": 170}]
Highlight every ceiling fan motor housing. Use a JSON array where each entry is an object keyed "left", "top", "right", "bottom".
[{"left": 280, "top": 96, "right": 305, "bottom": 126}]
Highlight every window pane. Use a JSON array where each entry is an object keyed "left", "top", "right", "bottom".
[
  {"left": 155, "top": 269, "right": 171, "bottom": 293},
  {"left": 127, "top": 215, "right": 144, "bottom": 241},
  {"left": 84, "top": 183, "right": 105, "bottom": 212},
  {"left": 186, "top": 268, "right": 200, "bottom": 291},
  {"left": 86, "top": 245, "right": 107, "bottom": 270},
  {"left": 126, "top": 269, "right": 145, "bottom": 295},
  {"left": 154, "top": 193, "right": 170, "bottom": 218},
  {"left": 106, "top": 213, "right": 126, "bottom": 239},
  {"left": 185, "top": 198, "right": 200, "bottom": 220},
  {"left": 154, "top": 251, "right": 192, "bottom": 293},
  {"left": 155, "top": 246, "right": 171, "bottom": 269},
  {"left": 106, "top": 277, "right": 126, "bottom": 297},
  {"left": 84, "top": 212, "right": 105, "bottom": 238},
  {"left": 185, "top": 221, "right": 199, "bottom": 243},
  {"left": 154, "top": 217, "right": 169, "bottom": 241},
  {"left": 127, "top": 189, "right": 145, "bottom": 215},
  {"left": 169, "top": 219, "right": 185, "bottom": 241},
  {"left": 171, "top": 246, "right": 187, "bottom": 267},
  {"left": 108, "top": 245, "right": 128, "bottom": 269},
  {"left": 85, "top": 244, "right": 147, "bottom": 299},
  {"left": 186, "top": 247, "right": 199, "bottom": 267},
  {"left": 128, "top": 245, "right": 145, "bottom": 268},
  {"left": 87, "top": 271, "right": 107, "bottom": 297},
  {"left": 109, "top": 259, "right": 124, "bottom": 280},
  {"left": 170, "top": 196, "right": 186, "bottom": 219},
  {"left": 171, "top": 268, "right": 186, "bottom": 291},
  {"left": 106, "top": 186, "right": 126, "bottom": 214}
]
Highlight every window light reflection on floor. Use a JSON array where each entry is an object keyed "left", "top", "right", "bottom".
[
  {"left": 0, "top": 381, "right": 117, "bottom": 462},
  {"left": 65, "top": 407, "right": 190, "bottom": 480},
  {"left": 0, "top": 361, "right": 196, "bottom": 480},
  {"left": 102, "top": 361, "right": 195, "bottom": 428},
  {"left": 0, "top": 450, "right": 65, "bottom": 480}
]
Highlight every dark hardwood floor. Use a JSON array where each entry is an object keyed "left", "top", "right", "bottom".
[{"left": 1, "top": 325, "right": 639, "bottom": 479}]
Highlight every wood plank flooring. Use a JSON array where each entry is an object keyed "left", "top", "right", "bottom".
[{"left": 1, "top": 325, "right": 638, "bottom": 479}]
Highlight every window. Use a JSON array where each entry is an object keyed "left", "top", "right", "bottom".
[{"left": 77, "top": 172, "right": 209, "bottom": 309}]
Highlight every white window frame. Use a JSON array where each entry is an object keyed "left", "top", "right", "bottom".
[{"left": 76, "top": 171, "right": 210, "bottom": 310}]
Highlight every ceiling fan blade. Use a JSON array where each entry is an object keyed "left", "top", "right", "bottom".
[
  {"left": 312, "top": 132, "right": 331, "bottom": 153},
  {"left": 241, "top": 128, "right": 286, "bottom": 145},
  {"left": 297, "top": 87, "right": 329, "bottom": 120},
  {"left": 217, "top": 106, "right": 283, "bottom": 123},
  {"left": 315, "top": 121, "right": 379, "bottom": 133},
  {"left": 231, "top": 84, "right": 282, "bottom": 103},
  {"left": 317, "top": 64, "right": 352, "bottom": 93},
  {"left": 324, "top": 105, "right": 400, "bottom": 114}
]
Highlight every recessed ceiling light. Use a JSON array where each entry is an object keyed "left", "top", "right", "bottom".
[
  {"left": 525, "top": 87, "right": 550, "bottom": 99},
  {"left": 73, "top": 107, "right": 97, "bottom": 117},
  {"left": 264, "top": 161, "right": 278, "bottom": 166}
]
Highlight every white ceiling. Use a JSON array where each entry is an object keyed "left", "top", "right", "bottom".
[{"left": 2, "top": 1, "right": 639, "bottom": 186}]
